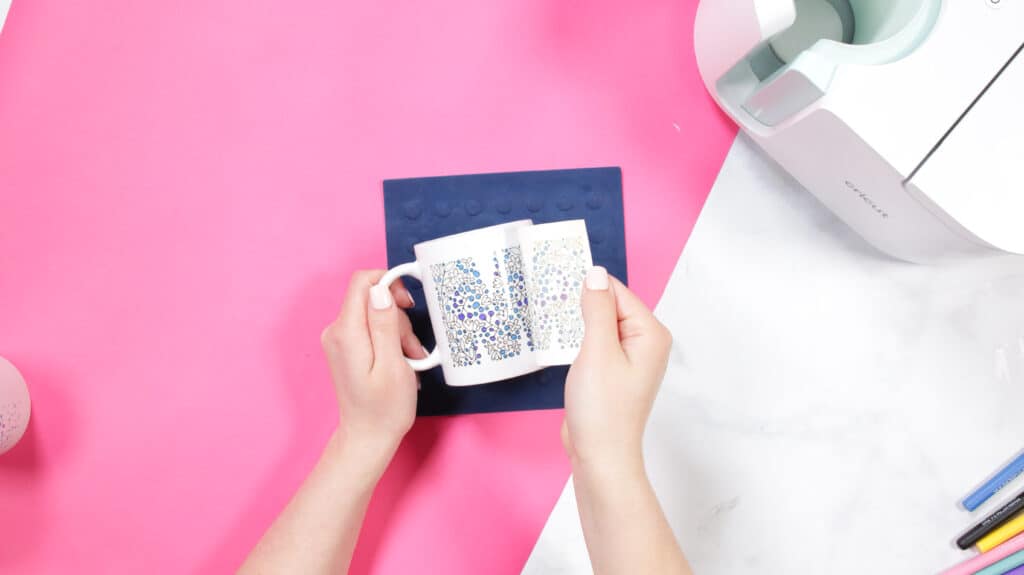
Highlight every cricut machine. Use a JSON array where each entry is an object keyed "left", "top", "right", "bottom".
[
  {"left": 0, "top": 1, "right": 10, "bottom": 35},
  {"left": 694, "top": 0, "right": 1024, "bottom": 262}
]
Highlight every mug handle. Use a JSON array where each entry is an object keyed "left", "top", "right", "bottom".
[{"left": 376, "top": 262, "right": 442, "bottom": 372}]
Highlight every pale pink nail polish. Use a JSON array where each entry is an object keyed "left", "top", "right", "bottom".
[
  {"left": 370, "top": 284, "right": 393, "bottom": 310},
  {"left": 585, "top": 266, "right": 609, "bottom": 291}
]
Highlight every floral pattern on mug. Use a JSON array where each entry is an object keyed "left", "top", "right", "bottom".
[
  {"left": 503, "top": 246, "right": 534, "bottom": 353},
  {"left": 526, "top": 237, "right": 588, "bottom": 352},
  {"left": 430, "top": 252, "right": 528, "bottom": 367}
]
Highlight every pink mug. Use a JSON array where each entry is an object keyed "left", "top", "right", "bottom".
[{"left": 0, "top": 356, "right": 30, "bottom": 455}]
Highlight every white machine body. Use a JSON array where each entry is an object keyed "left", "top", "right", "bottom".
[
  {"left": 0, "top": 1, "right": 10, "bottom": 35},
  {"left": 695, "top": 0, "right": 1024, "bottom": 262}
]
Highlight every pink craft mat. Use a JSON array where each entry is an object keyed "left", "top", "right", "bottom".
[{"left": 0, "top": 0, "right": 735, "bottom": 573}]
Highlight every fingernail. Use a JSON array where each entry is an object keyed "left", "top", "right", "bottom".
[
  {"left": 370, "top": 284, "right": 393, "bottom": 310},
  {"left": 585, "top": 266, "right": 609, "bottom": 291},
  {"left": 421, "top": 345, "right": 430, "bottom": 358},
  {"left": 404, "top": 290, "right": 416, "bottom": 307}
]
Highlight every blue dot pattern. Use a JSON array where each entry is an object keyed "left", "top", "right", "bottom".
[
  {"left": 527, "top": 237, "right": 588, "bottom": 351},
  {"left": 504, "top": 246, "right": 534, "bottom": 352},
  {"left": 430, "top": 247, "right": 535, "bottom": 367}
]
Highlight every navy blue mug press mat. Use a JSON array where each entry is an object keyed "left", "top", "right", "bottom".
[{"left": 383, "top": 167, "right": 627, "bottom": 417}]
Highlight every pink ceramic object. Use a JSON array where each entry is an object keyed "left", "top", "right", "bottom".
[{"left": 0, "top": 356, "right": 30, "bottom": 454}]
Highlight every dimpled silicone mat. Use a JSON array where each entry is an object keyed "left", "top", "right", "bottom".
[{"left": 383, "top": 167, "right": 627, "bottom": 416}]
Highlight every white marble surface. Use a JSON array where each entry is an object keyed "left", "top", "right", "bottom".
[{"left": 523, "top": 135, "right": 1024, "bottom": 574}]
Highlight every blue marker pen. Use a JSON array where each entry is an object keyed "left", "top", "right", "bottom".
[{"left": 964, "top": 451, "right": 1024, "bottom": 512}]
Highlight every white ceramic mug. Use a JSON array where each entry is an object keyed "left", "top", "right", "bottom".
[
  {"left": 378, "top": 219, "right": 593, "bottom": 386},
  {"left": 0, "top": 356, "right": 31, "bottom": 455}
]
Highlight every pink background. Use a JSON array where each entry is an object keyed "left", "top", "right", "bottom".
[{"left": 0, "top": 0, "right": 734, "bottom": 573}]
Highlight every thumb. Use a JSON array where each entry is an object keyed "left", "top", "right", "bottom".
[
  {"left": 367, "top": 283, "right": 406, "bottom": 371},
  {"left": 578, "top": 266, "right": 621, "bottom": 358}
]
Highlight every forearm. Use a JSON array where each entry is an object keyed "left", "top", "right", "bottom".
[
  {"left": 239, "top": 430, "right": 394, "bottom": 575},
  {"left": 572, "top": 454, "right": 693, "bottom": 575}
]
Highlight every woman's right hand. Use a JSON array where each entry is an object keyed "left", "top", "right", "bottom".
[
  {"left": 563, "top": 266, "right": 673, "bottom": 473},
  {"left": 563, "top": 267, "right": 693, "bottom": 575}
]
